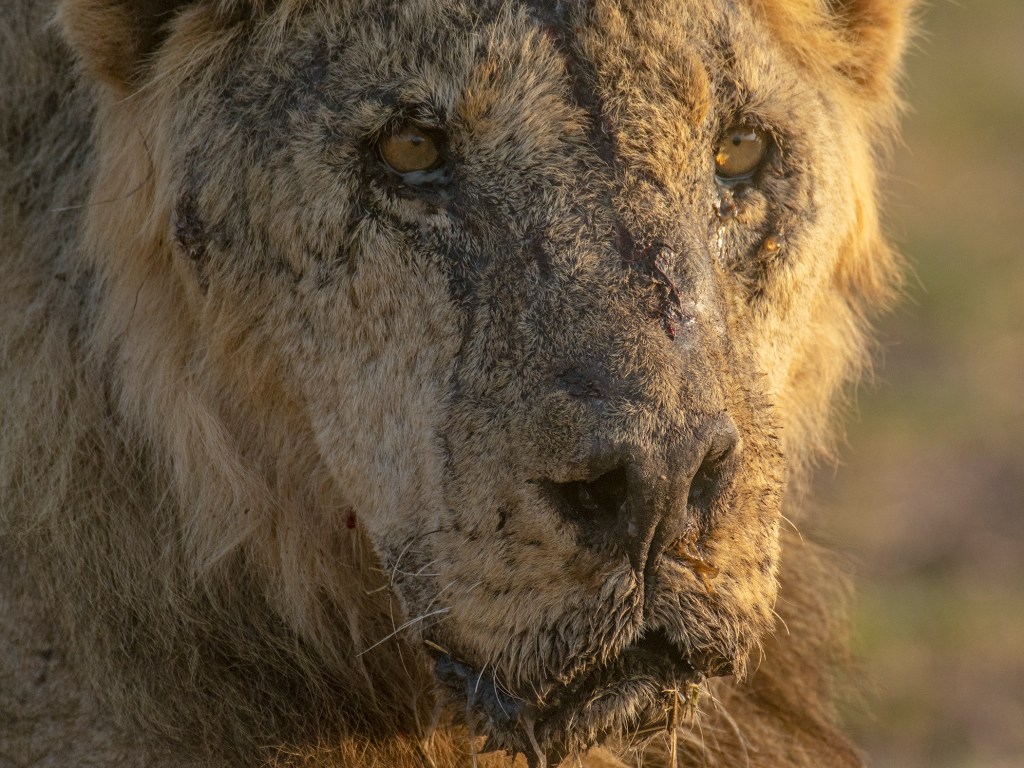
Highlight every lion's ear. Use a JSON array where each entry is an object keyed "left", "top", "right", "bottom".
[
  {"left": 825, "top": 0, "right": 916, "bottom": 100},
  {"left": 754, "top": 0, "right": 915, "bottom": 108},
  {"left": 58, "top": 0, "right": 255, "bottom": 94}
]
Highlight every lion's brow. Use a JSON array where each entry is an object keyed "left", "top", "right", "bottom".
[{"left": 519, "top": 0, "right": 619, "bottom": 169}]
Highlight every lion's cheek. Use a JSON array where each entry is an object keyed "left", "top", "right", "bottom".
[{"left": 286, "top": 242, "right": 462, "bottom": 537}]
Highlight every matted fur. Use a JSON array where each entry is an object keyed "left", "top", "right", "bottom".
[{"left": 1, "top": 1, "right": 912, "bottom": 766}]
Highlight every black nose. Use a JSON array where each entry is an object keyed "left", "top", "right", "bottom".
[{"left": 543, "top": 417, "right": 739, "bottom": 576}]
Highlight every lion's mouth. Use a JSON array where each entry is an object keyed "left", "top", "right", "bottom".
[{"left": 433, "top": 629, "right": 705, "bottom": 767}]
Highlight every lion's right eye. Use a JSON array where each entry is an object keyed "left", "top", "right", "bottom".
[
  {"left": 714, "top": 124, "right": 769, "bottom": 182},
  {"left": 378, "top": 126, "right": 444, "bottom": 174}
]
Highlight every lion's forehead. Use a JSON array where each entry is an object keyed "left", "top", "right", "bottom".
[{"left": 188, "top": 0, "right": 799, "bottom": 149}]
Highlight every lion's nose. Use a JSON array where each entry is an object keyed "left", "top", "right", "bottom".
[{"left": 544, "top": 417, "right": 739, "bottom": 576}]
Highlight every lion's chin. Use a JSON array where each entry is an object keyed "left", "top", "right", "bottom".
[{"left": 434, "top": 629, "right": 705, "bottom": 767}]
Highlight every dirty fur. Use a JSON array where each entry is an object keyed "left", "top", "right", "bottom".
[{"left": 1, "top": 1, "right": 912, "bottom": 766}]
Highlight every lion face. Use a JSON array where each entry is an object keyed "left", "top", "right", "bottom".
[{"left": 64, "top": 0, "right": 895, "bottom": 762}]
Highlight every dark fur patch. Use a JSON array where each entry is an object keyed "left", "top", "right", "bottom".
[
  {"left": 522, "top": 0, "right": 618, "bottom": 169},
  {"left": 173, "top": 185, "right": 209, "bottom": 290}
]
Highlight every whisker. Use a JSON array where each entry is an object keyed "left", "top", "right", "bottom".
[
  {"left": 704, "top": 686, "right": 750, "bottom": 768},
  {"left": 669, "top": 690, "right": 679, "bottom": 768},
  {"left": 356, "top": 608, "right": 450, "bottom": 656},
  {"left": 522, "top": 713, "right": 547, "bottom": 768},
  {"left": 467, "top": 669, "right": 480, "bottom": 768},
  {"left": 423, "top": 699, "right": 445, "bottom": 768},
  {"left": 779, "top": 513, "right": 804, "bottom": 542}
]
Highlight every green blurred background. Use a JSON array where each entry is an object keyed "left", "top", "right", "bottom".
[{"left": 812, "top": 1, "right": 1024, "bottom": 766}]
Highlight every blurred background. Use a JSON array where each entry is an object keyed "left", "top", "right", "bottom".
[{"left": 812, "top": 1, "right": 1024, "bottom": 766}]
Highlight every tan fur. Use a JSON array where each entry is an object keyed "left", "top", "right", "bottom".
[{"left": 1, "top": 1, "right": 912, "bottom": 766}]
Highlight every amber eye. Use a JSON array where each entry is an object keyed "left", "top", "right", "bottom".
[
  {"left": 378, "top": 126, "right": 443, "bottom": 174},
  {"left": 714, "top": 124, "right": 769, "bottom": 181}
]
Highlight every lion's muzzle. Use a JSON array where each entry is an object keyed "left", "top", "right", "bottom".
[{"left": 539, "top": 411, "right": 739, "bottom": 589}]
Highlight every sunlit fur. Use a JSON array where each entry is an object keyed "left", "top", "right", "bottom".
[{"left": 1, "top": 1, "right": 912, "bottom": 766}]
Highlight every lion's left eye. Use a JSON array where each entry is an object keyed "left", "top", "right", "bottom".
[
  {"left": 378, "top": 126, "right": 444, "bottom": 174},
  {"left": 714, "top": 124, "right": 769, "bottom": 182}
]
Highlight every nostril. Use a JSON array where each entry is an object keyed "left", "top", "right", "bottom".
[
  {"left": 549, "top": 465, "right": 630, "bottom": 527},
  {"left": 686, "top": 428, "right": 738, "bottom": 517},
  {"left": 686, "top": 454, "right": 720, "bottom": 511}
]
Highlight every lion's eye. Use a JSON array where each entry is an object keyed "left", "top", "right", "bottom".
[
  {"left": 378, "top": 126, "right": 443, "bottom": 174},
  {"left": 714, "top": 125, "right": 769, "bottom": 182}
]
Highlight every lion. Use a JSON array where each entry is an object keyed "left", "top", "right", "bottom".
[{"left": 0, "top": 1, "right": 912, "bottom": 766}]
